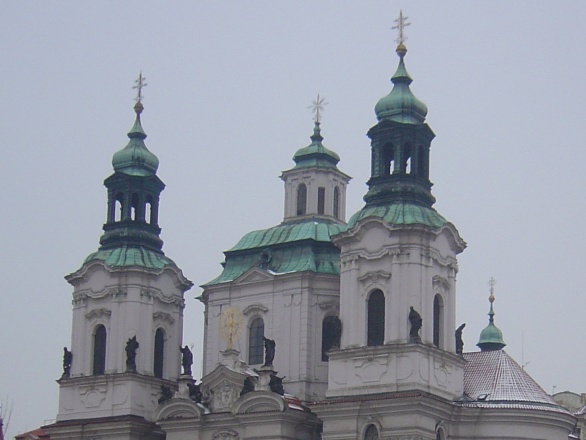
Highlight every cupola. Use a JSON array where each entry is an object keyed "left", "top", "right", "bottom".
[
  {"left": 477, "top": 279, "right": 507, "bottom": 351},
  {"left": 112, "top": 101, "right": 160, "bottom": 176},
  {"left": 374, "top": 43, "right": 428, "bottom": 124}
]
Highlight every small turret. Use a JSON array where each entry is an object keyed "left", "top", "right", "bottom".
[{"left": 477, "top": 278, "right": 507, "bottom": 351}]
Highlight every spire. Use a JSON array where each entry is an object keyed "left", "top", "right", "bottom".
[
  {"left": 112, "top": 73, "right": 159, "bottom": 176},
  {"left": 477, "top": 278, "right": 507, "bottom": 351},
  {"left": 292, "top": 95, "right": 340, "bottom": 169},
  {"left": 374, "top": 11, "right": 427, "bottom": 124}
]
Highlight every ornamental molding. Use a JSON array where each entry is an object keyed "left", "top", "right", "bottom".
[
  {"left": 242, "top": 304, "right": 268, "bottom": 316},
  {"left": 359, "top": 271, "right": 391, "bottom": 292},
  {"left": 384, "top": 436, "right": 423, "bottom": 440},
  {"left": 106, "top": 287, "right": 127, "bottom": 299},
  {"left": 85, "top": 308, "right": 112, "bottom": 321},
  {"left": 432, "top": 275, "right": 450, "bottom": 294},
  {"left": 141, "top": 288, "right": 184, "bottom": 308},
  {"left": 317, "top": 299, "right": 340, "bottom": 314},
  {"left": 212, "top": 430, "right": 239, "bottom": 440},
  {"left": 153, "top": 311, "right": 175, "bottom": 326}
]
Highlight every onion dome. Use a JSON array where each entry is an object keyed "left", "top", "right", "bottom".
[
  {"left": 477, "top": 281, "right": 507, "bottom": 351},
  {"left": 112, "top": 102, "right": 159, "bottom": 176},
  {"left": 292, "top": 121, "right": 340, "bottom": 169},
  {"left": 374, "top": 44, "right": 428, "bottom": 124}
]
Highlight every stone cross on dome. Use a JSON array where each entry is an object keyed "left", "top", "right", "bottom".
[{"left": 392, "top": 10, "right": 411, "bottom": 47}]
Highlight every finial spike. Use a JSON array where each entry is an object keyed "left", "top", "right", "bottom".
[
  {"left": 133, "top": 71, "right": 148, "bottom": 105},
  {"left": 392, "top": 10, "right": 411, "bottom": 47},
  {"left": 488, "top": 277, "right": 496, "bottom": 302},
  {"left": 308, "top": 93, "right": 328, "bottom": 123}
]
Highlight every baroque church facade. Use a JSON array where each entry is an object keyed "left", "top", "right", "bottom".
[{"left": 36, "top": 30, "right": 578, "bottom": 440}]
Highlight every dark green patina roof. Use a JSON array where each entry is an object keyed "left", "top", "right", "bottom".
[
  {"left": 112, "top": 102, "right": 159, "bottom": 176},
  {"left": 230, "top": 220, "right": 344, "bottom": 251},
  {"left": 84, "top": 246, "right": 176, "bottom": 270},
  {"left": 205, "top": 220, "right": 344, "bottom": 285},
  {"left": 375, "top": 45, "right": 428, "bottom": 124},
  {"left": 291, "top": 122, "right": 340, "bottom": 170},
  {"left": 347, "top": 203, "right": 446, "bottom": 230}
]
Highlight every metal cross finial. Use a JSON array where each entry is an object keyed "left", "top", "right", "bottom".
[
  {"left": 489, "top": 277, "right": 496, "bottom": 301},
  {"left": 392, "top": 10, "right": 411, "bottom": 46},
  {"left": 308, "top": 93, "right": 328, "bottom": 123},
  {"left": 133, "top": 72, "right": 147, "bottom": 104}
]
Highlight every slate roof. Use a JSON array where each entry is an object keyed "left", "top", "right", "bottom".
[{"left": 461, "top": 350, "right": 570, "bottom": 414}]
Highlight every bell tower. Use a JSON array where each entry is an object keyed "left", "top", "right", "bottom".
[
  {"left": 51, "top": 76, "right": 192, "bottom": 439},
  {"left": 324, "top": 14, "right": 466, "bottom": 403}
]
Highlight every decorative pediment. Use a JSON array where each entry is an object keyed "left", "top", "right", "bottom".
[
  {"left": 234, "top": 268, "right": 274, "bottom": 285},
  {"left": 242, "top": 304, "right": 268, "bottom": 316},
  {"left": 154, "top": 398, "right": 203, "bottom": 421},
  {"left": 317, "top": 299, "right": 340, "bottom": 314},
  {"left": 432, "top": 275, "right": 450, "bottom": 294},
  {"left": 212, "top": 430, "right": 240, "bottom": 440},
  {"left": 200, "top": 365, "right": 250, "bottom": 413},
  {"left": 85, "top": 308, "right": 111, "bottom": 321},
  {"left": 358, "top": 271, "right": 391, "bottom": 291},
  {"left": 153, "top": 311, "right": 175, "bottom": 325},
  {"left": 232, "top": 390, "right": 285, "bottom": 414}
]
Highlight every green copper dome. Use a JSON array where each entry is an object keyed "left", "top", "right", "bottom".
[
  {"left": 477, "top": 288, "right": 507, "bottom": 351},
  {"left": 112, "top": 102, "right": 159, "bottom": 176},
  {"left": 375, "top": 45, "right": 428, "bottom": 124},
  {"left": 292, "top": 121, "right": 340, "bottom": 169}
]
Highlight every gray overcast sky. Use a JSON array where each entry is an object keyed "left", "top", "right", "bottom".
[{"left": 1, "top": 2, "right": 585, "bottom": 437}]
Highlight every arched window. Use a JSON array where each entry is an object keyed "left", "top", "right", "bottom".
[
  {"left": 317, "top": 187, "right": 325, "bottom": 215},
  {"left": 296, "top": 184, "right": 307, "bottom": 216},
  {"left": 333, "top": 187, "right": 340, "bottom": 219},
  {"left": 364, "top": 425, "right": 379, "bottom": 440},
  {"left": 145, "top": 195, "right": 153, "bottom": 225},
  {"left": 153, "top": 328, "right": 165, "bottom": 378},
  {"left": 433, "top": 294, "right": 444, "bottom": 348},
  {"left": 367, "top": 290, "right": 385, "bottom": 346},
  {"left": 248, "top": 317, "right": 264, "bottom": 365},
  {"left": 131, "top": 193, "right": 139, "bottom": 220},
  {"left": 93, "top": 325, "right": 107, "bottom": 375},
  {"left": 436, "top": 427, "right": 445, "bottom": 440},
  {"left": 322, "top": 316, "right": 342, "bottom": 361},
  {"left": 115, "top": 193, "right": 124, "bottom": 222}
]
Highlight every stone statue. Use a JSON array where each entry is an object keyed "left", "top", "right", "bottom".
[
  {"left": 455, "top": 323, "right": 466, "bottom": 355},
  {"left": 240, "top": 376, "right": 255, "bottom": 396},
  {"left": 180, "top": 345, "right": 193, "bottom": 376},
  {"left": 158, "top": 385, "right": 173, "bottom": 404},
  {"left": 409, "top": 306, "right": 422, "bottom": 342},
  {"left": 62, "top": 347, "right": 72, "bottom": 378},
  {"left": 125, "top": 336, "right": 139, "bottom": 372},
  {"left": 187, "top": 381, "right": 202, "bottom": 403},
  {"left": 262, "top": 337, "right": 276, "bottom": 367},
  {"left": 269, "top": 374, "right": 285, "bottom": 395}
]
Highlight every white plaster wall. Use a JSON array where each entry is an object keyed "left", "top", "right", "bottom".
[
  {"left": 59, "top": 261, "right": 189, "bottom": 421},
  {"left": 202, "top": 271, "right": 340, "bottom": 401},
  {"left": 281, "top": 167, "right": 349, "bottom": 222}
]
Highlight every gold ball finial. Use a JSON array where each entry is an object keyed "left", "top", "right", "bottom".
[
  {"left": 396, "top": 43, "right": 407, "bottom": 58},
  {"left": 134, "top": 101, "right": 144, "bottom": 115}
]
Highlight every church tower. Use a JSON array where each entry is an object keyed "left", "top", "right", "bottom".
[
  {"left": 50, "top": 78, "right": 192, "bottom": 439},
  {"left": 201, "top": 107, "right": 350, "bottom": 401},
  {"left": 316, "top": 15, "right": 466, "bottom": 439}
]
